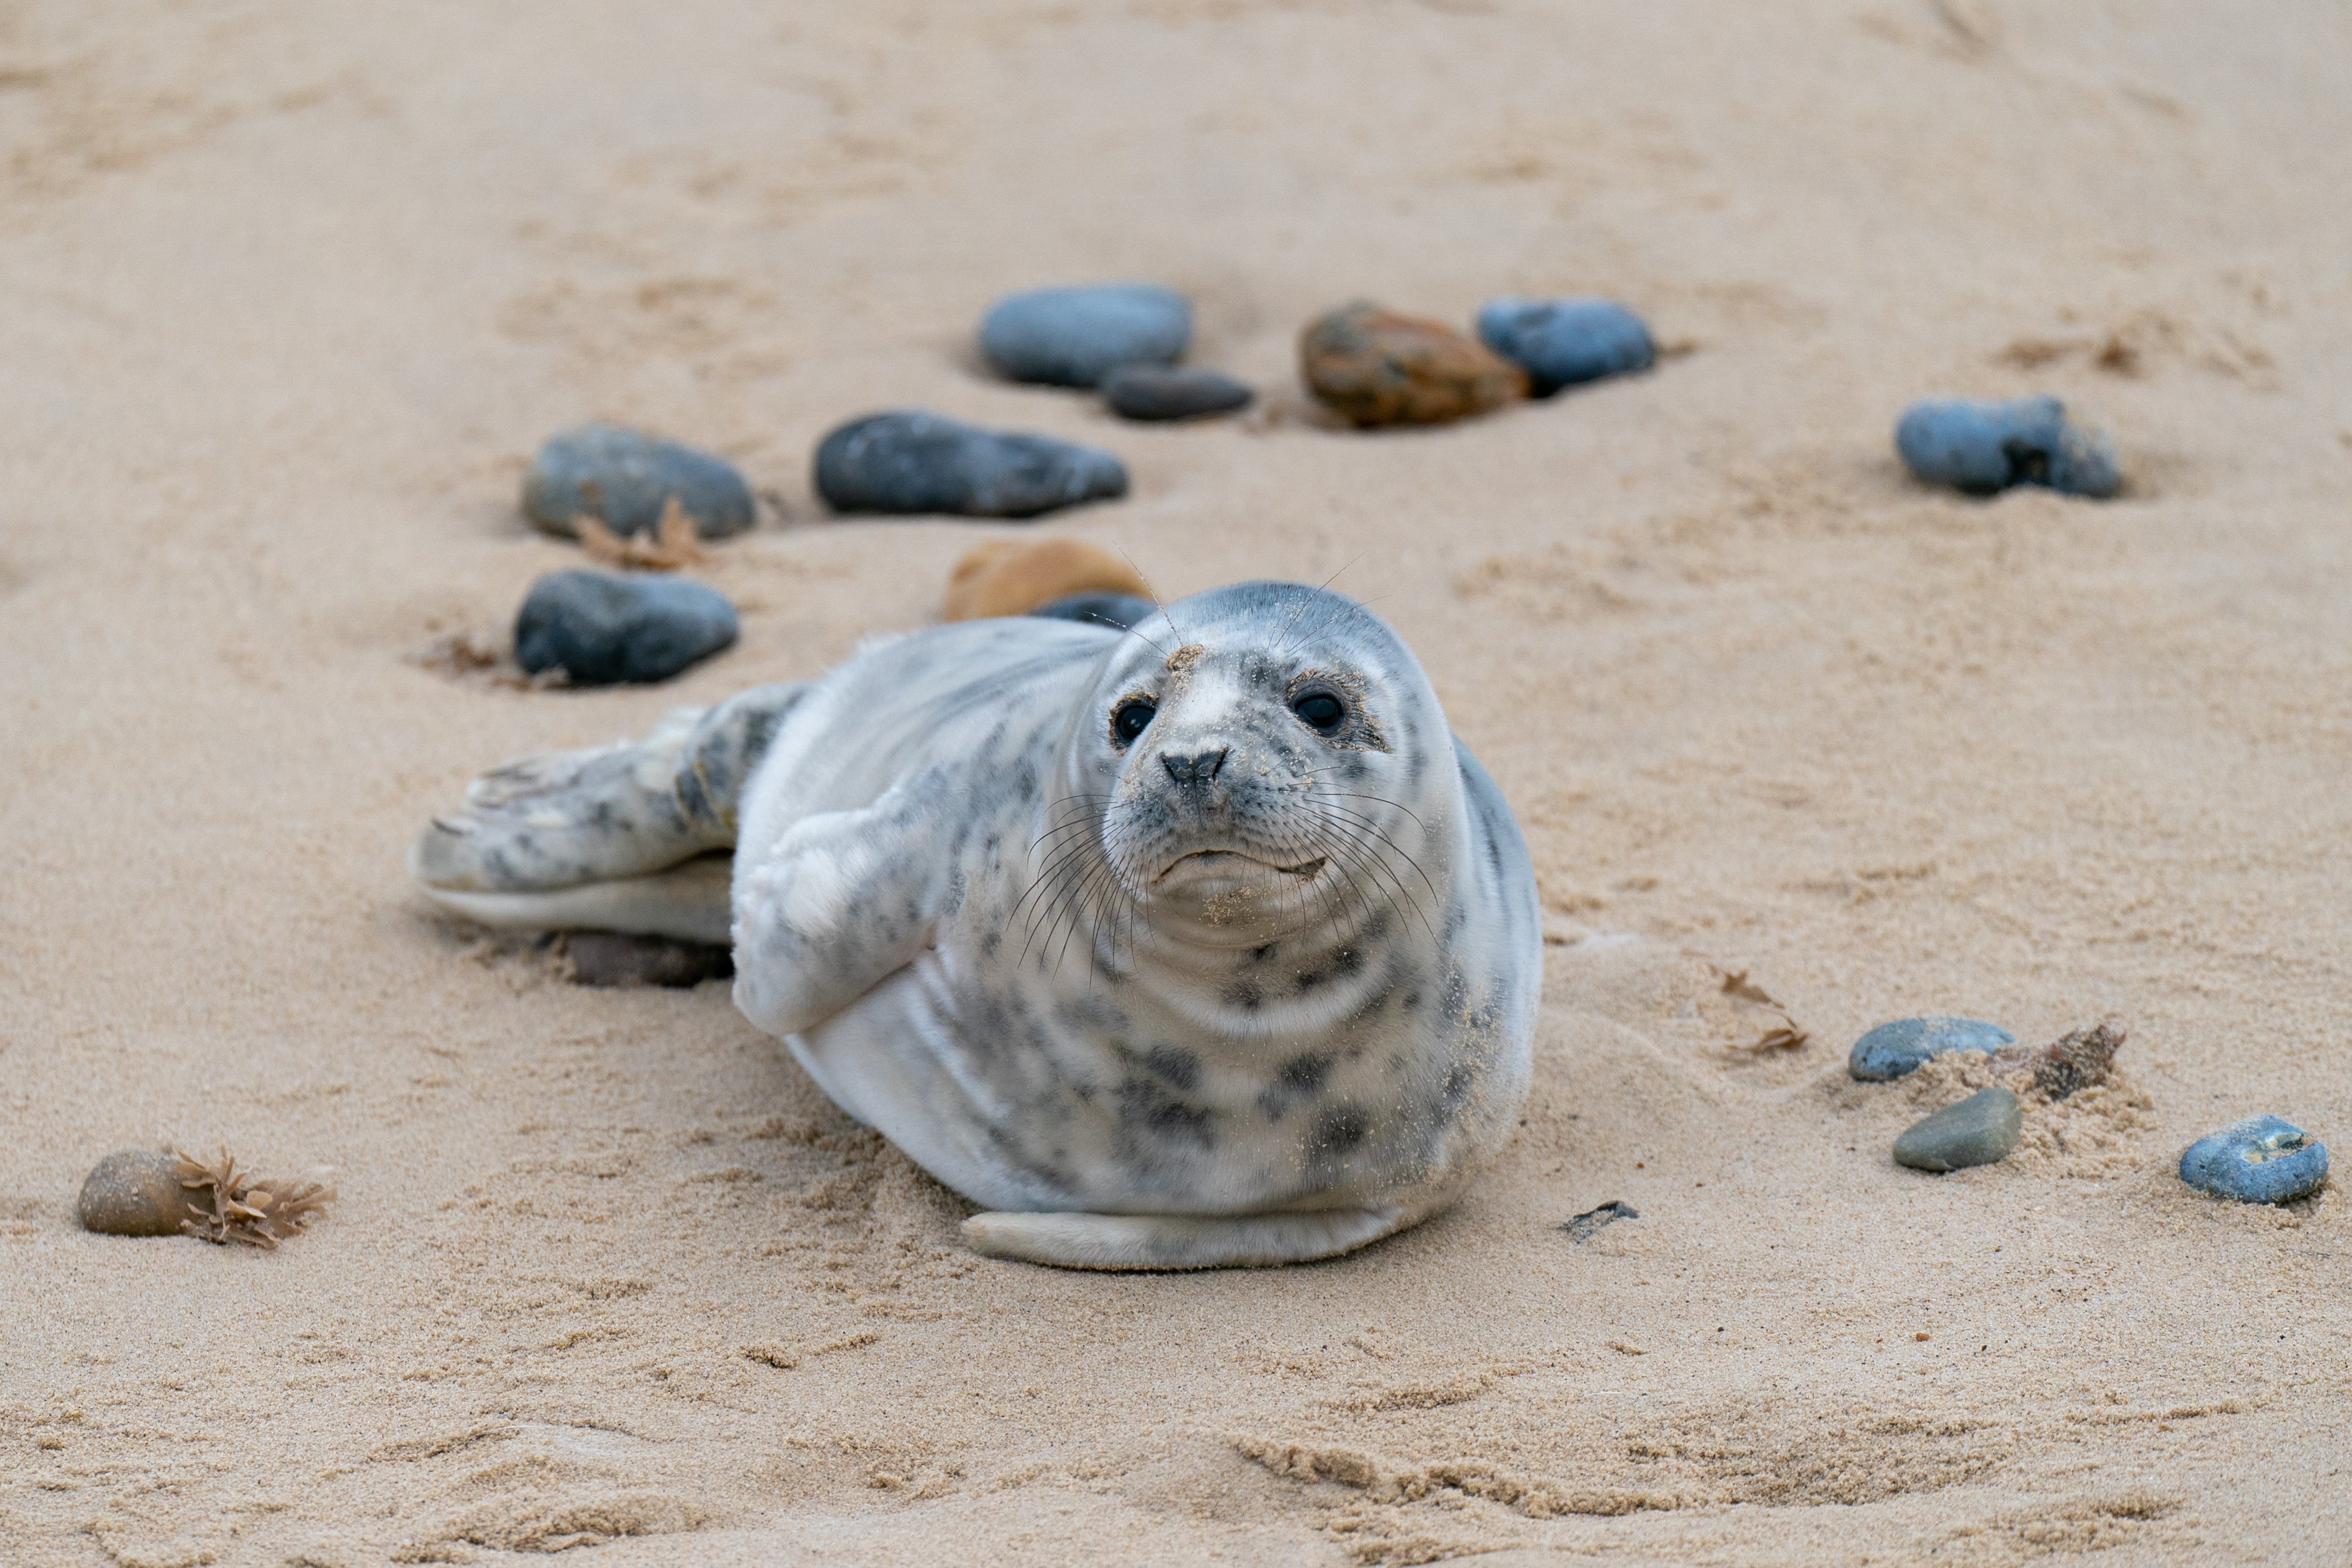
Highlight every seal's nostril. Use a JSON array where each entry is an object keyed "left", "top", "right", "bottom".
[{"left": 1162, "top": 748, "right": 1230, "bottom": 786}]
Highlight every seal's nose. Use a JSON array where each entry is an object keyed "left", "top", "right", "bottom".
[{"left": 1162, "top": 748, "right": 1229, "bottom": 787}]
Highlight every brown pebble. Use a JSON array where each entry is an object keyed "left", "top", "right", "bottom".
[
  {"left": 567, "top": 931, "right": 734, "bottom": 988},
  {"left": 77, "top": 1148, "right": 194, "bottom": 1237},
  {"left": 942, "top": 537, "right": 1151, "bottom": 622},
  {"left": 1299, "top": 301, "right": 1526, "bottom": 427}
]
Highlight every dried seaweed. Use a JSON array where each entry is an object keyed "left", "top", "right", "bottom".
[
  {"left": 172, "top": 1147, "right": 336, "bottom": 1249},
  {"left": 575, "top": 496, "right": 708, "bottom": 571}
]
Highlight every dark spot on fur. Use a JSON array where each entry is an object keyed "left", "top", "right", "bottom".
[
  {"left": 1309, "top": 1104, "right": 1371, "bottom": 1156},
  {"left": 1225, "top": 979, "right": 1265, "bottom": 1011},
  {"left": 1144, "top": 1046, "right": 1200, "bottom": 1092},
  {"left": 1119, "top": 1077, "right": 1214, "bottom": 1148},
  {"left": 1279, "top": 1053, "right": 1331, "bottom": 1094}
]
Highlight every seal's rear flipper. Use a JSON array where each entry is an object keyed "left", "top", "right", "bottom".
[
  {"left": 413, "top": 853, "right": 734, "bottom": 945},
  {"left": 960, "top": 1205, "right": 1411, "bottom": 1271}
]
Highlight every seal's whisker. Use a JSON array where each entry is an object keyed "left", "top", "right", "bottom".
[
  {"left": 1312, "top": 821, "right": 1420, "bottom": 943},
  {"left": 1311, "top": 796, "right": 1444, "bottom": 912},
  {"left": 1310, "top": 809, "right": 1436, "bottom": 946},
  {"left": 1315, "top": 789, "right": 1434, "bottom": 834}
]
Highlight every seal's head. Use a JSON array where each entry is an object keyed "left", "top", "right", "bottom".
[{"left": 1052, "top": 581, "right": 1455, "bottom": 953}]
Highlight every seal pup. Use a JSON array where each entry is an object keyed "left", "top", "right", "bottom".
[{"left": 410, "top": 583, "right": 1541, "bottom": 1269}]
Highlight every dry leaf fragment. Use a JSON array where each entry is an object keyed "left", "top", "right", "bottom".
[
  {"left": 1740, "top": 1020, "right": 1811, "bottom": 1052},
  {"left": 574, "top": 496, "right": 709, "bottom": 571},
  {"left": 1717, "top": 968, "right": 1781, "bottom": 1007}
]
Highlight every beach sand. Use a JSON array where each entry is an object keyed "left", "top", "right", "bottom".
[{"left": 4, "top": 1, "right": 2349, "bottom": 1561}]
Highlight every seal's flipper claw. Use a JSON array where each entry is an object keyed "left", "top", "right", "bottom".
[{"left": 960, "top": 1206, "right": 1412, "bottom": 1271}]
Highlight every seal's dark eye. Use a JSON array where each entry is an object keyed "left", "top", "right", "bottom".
[
  {"left": 1112, "top": 700, "right": 1156, "bottom": 743},
  {"left": 1293, "top": 692, "right": 1346, "bottom": 735}
]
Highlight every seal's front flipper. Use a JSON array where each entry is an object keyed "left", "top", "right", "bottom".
[
  {"left": 410, "top": 681, "right": 808, "bottom": 899},
  {"left": 960, "top": 1206, "right": 1411, "bottom": 1271}
]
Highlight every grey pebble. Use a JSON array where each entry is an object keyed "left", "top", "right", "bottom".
[
  {"left": 979, "top": 282, "right": 1191, "bottom": 388},
  {"left": 1029, "top": 590, "right": 1159, "bottom": 631},
  {"left": 522, "top": 423, "right": 755, "bottom": 540},
  {"left": 1849, "top": 1016, "right": 2017, "bottom": 1081},
  {"left": 1560, "top": 1199, "right": 1638, "bottom": 1243},
  {"left": 1475, "top": 296, "right": 1656, "bottom": 396},
  {"left": 2178, "top": 1115, "right": 2329, "bottom": 1205},
  {"left": 77, "top": 1148, "right": 190, "bottom": 1237},
  {"left": 568, "top": 932, "right": 733, "bottom": 989},
  {"left": 1894, "top": 396, "right": 2122, "bottom": 498},
  {"left": 514, "top": 570, "right": 739, "bottom": 686},
  {"left": 813, "top": 410, "right": 1127, "bottom": 519},
  {"left": 1894, "top": 1086, "right": 2022, "bottom": 1173},
  {"left": 1102, "top": 365, "right": 1254, "bottom": 422}
]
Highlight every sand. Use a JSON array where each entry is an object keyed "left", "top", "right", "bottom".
[{"left": 4, "top": 1, "right": 2349, "bottom": 1562}]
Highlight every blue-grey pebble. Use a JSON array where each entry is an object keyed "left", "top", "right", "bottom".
[
  {"left": 1029, "top": 590, "right": 1158, "bottom": 631},
  {"left": 979, "top": 282, "right": 1191, "bottom": 388},
  {"left": 1101, "top": 365, "right": 1254, "bottom": 422},
  {"left": 2178, "top": 1115, "right": 2329, "bottom": 1205},
  {"left": 1894, "top": 396, "right": 2122, "bottom": 498},
  {"left": 813, "top": 410, "right": 1127, "bottom": 519},
  {"left": 1850, "top": 1016, "right": 2016, "bottom": 1082},
  {"left": 522, "top": 424, "right": 755, "bottom": 540},
  {"left": 1475, "top": 297, "right": 1655, "bottom": 396},
  {"left": 1893, "top": 1086, "right": 2023, "bottom": 1173},
  {"left": 514, "top": 570, "right": 739, "bottom": 686}
]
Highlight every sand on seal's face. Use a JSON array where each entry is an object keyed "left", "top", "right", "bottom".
[{"left": 2, "top": 1, "right": 2349, "bottom": 1563}]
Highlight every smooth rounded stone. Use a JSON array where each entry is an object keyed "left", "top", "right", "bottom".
[
  {"left": 1101, "top": 365, "right": 1254, "bottom": 422},
  {"left": 568, "top": 932, "right": 733, "bottom": 989},
  {"left": 942, "top": 537, "right": 1151, "bottom": 622},
  {"left": 2178, "top": 1115, "right": 2329, "bottom": 1204},
  {"left": 514, "top": 570, "right": 739, "bottom": 686},
  {"left": 1475, "top": 297, "right": 1655, "bottom": 396},
  {"left": 1849, "top": 1016, "right": 2017, "bottom": 1082},
  {"left": 522, "top": 424, "right": 755, "bottom": 541},
  {"left": 1894, "top": 396, "right": 2122, "bottom": 498},
  {"left": 1894, "top": 1087, "right": 2023, "bottom": 1173},
  {"left": 978, "top": 282, "right": 1191, "bottom": 388},
  {"left": 1030, "top": 590, "right": 1158, "bottom": 631},
  {"left": 814, "top": 411, "right": 1127, "bottom": 519},
  {"left": 77, "top": 1149, "right": 191, "bottom": 1237},
  {"left": 1300, "top": 301, "right": 1527, "bottom": 428}
]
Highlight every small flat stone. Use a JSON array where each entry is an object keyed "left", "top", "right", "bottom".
[
  {"left": 942, "top": 537, "right": 1151, "bottom": 621},
  {"left": 568, "top": 932, "right": 734, "bottom": 989},
  {"left": 1030, "top": 590, "right": 1158, "bottom": 631},
  {"left": 815, "top": 410, "right": 1127, "bottom": 519},
  {"left": 1300, "top": 301, "right": 1527, "bottom": 428},
  {"left": 1895, "top": 396, "right": 2122, "bottom": 498},
  {"left": 514, "top": 570, "right": 739, "bottom": 686},
  {"left": 1475, "top": 297, "right": 1655, "bottom": 396},
  {"left": 979, "top": 282, "right": 1191, "bottom": 388},
  {"left": 522, "top": 424, "right": 755, "bottom": 541},
  {"left": 1894, "top": 1087, "right": 2022, "bottom": 1173},
  {"left": 1849, "top": 1016, "right": 2016, "bottom": 1081},
  {"left": 77, "top": 1148, "right": 191, "bottom": 1237},
  {"left": 1561, "top": 1200, "right": 1638, "bottom": 1243},
  {"left": 1101, "top": 365, "right": 1254, "bottom": 422},
  {"left": 2179, "top": 1114, "right": 2329, "bottom": 1205}
]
